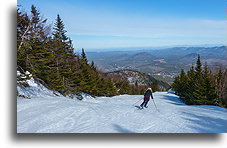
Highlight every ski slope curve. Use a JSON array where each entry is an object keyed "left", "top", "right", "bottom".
[{"left": 17, "top": 92, "right": 226, "bottom": 133}]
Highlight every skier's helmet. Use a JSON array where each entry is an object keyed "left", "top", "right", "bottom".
[{"left": 147, "top": 88, "right": 153, "bottom": 92}]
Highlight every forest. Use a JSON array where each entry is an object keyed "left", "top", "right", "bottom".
[{"left": 172, "top": 55, "right": 227, "bottom": 108}]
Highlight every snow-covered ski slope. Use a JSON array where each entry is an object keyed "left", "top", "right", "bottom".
[{"left": 17, "top": 78, "right": 226, "bottom": 133}]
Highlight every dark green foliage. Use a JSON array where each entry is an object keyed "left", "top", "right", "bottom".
[
  {"left": 53, "top": 14, "right": 68, "bottom": 41},
  {"left": 17, "top": 5, "right": 118, "bottom": 97},
  {"left": 172, "top": 55, "right": 226, "bottom": 108},
  {"left": 195, "top": 55, "right": 202, "bottom": 77},
  {"left": 81, "top": 48, "right": 88, "bottom": 64},
  {"left": 90, "top": 61, "right": 95, "bottom": 69},
  {"left": 115, "top": 79, "right": 131, "bottom": 94},
  {"left": 17, "top": 7, "right": 30, "bottom": 71},
  {"left": 150, "top": 82, "right": 160, "bottom": 92},
  {"left": 193, "top": 63, "right": 217, "bottom": 105},
  {"left": 173, "top": 69, "right": 187, "bottom": 95}
]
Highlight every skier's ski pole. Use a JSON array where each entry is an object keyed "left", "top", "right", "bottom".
[
  {"left": 132, "top": 98, "right": 143, "bottom": 106},
  {"left": 152, "top": 99, "right": 158, "bottom": 111}
]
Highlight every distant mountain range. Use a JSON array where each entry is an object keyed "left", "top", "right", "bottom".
[
  {"left": 86, "top": 46, "right": 226, "bottom": 82},
  {"left": 103, "top": 69, "right": 170, "bottom": 90}
]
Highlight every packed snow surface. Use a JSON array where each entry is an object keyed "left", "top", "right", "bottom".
[
  {"left": 17, "top": 74, "right": 226, "bottom": 133},
  {"left": 17, "top": 92, "right": 226, "bottom": 133}
]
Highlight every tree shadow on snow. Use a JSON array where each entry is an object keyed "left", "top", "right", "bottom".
[
  {"left": 181, "top": 111, "right": 226, "bottom": 133},
  {"left": 160, "top": 94, "right": 185, "bottom": 106},
  {"left": 193, "top": 105, "right": 226, "bottom": 113},
  {"left": 112, "top": 124, "right": 135, "bottom": 133}
]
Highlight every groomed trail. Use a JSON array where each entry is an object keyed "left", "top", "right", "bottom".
[{"left": 17, "top": 91, "right": 226, "bottom": 133}]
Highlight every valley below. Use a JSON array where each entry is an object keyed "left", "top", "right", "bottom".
[{"left": 86, "top": 46, "right": 226, "bottom": 83}]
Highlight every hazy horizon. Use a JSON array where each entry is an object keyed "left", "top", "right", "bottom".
[
  {"left": 18, "top": 0, "right": 226, "bottom": 50},
  {"left": 75, "top": 44, "right": 226, "bottom": 52}
]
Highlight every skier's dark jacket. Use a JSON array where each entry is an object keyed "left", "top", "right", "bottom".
[{"left": 144, "top": 90, "right": 154, "bottom": 100}]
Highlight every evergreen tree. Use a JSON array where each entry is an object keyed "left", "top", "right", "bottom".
[
  {"left": 221, "top": 69, "right": 227, "bottom": 107},
  {"left": 53, "top": 14, "right": 68, "bottom": 41},
  {"left": 195, "top": 55, "right": 202, "bottom": 78},
  {"left": 91, "top": 61, "right": 95, "bottom": 69},
  {"left": 203, "top": 63, "right": 217, "bottom": 104},
  {"left": 115, "top": 80, "right": 131, "bottom": 94},
  {"left": 172, "top": 76, "right": 180, "bottom": 94},
  {"left": 178, "top": 69, "right": 188, "bottom": 96},
  {"left": 67, "top": 37, "right": 74, "bottom": 54},
  {"left": 215, "top": 69, "right": 222, "bottom": 99},
  {"left": 81, "top": 48, "right": 88, "bottom": 64},
  {"left": 151, "top": 82, "right": 160, "bottom": 92},
  {"left": 193, "top": 63, "right": 216, "bottom": 105},
  {"left": 103, "top": 78, "right": 117, "bottom": 96},
  {"left": 192, "top": 55, "right": 205, "bottom": 104},
  {"left": 172, "top": 69, "right": 188, "bottom": 98},
  {"left": 30, "top": 5, "right": 49, "bottom": 40},
  {"left": 184, "top": 65, "right": 196, "bottom": 104}
]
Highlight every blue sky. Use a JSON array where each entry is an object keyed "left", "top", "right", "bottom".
[{"left": 18, "top": 0, "right": 226, "bottom": 50}]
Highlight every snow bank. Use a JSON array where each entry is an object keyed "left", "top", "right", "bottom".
[
  {"left": 17, "top": 71, "right": 61, "bottom": 98},
  {"left": 71, "top": 93, "right": 101, "bottom": 103},
  {"left": 167, "top": 89, "right": 175, "bottom": 94}
]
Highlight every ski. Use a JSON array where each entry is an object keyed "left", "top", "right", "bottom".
[{"left": 135, "top": 105, "right": 144, "bottom": 110}]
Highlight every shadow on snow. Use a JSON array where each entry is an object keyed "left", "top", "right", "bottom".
[
  {"left": 181, "top": 111, "right": 226, "bottom": 133},
  {"left": 112, "top": 124, "right": 135, "bottom": 133}
]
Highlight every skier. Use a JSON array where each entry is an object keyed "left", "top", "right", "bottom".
[{"left": 140, "top": 88, "right": 154, "bottom": 109}]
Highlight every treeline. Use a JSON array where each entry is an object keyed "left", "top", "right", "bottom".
[
  {"left": 17, "top": 5, "right": 118, "bottom": 97},
  {"left": 172, "top": 55, "right": 227, "bottom": 108}
]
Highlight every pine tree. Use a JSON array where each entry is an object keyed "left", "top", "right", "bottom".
[
  {"left": 184, "top": 65, "right": 196, "bottom": 104},
  {"left": 172, "top": 76, "right": 180, "bottom": 93},
  {"left": 115, "top": 79, "right": 130, "bottom": 94},
  {"left": 103, "top": 78, "right": 117, "bottom": 96},
  {"left": 151, "top": 82, "right": 160, "bottom": 92},
  {"left": 81, "top": 48, "right": 88, "bottom": 64},
  {"left": 30, "top": 5, "right": 48, "bottom": 40},
  {"left": 195, "top": 55, "right": 202, "bottom": 78},
  {"left": 221, "top": 69, "right": 227, "bottom": 107},
  {"left": 67, "top": 37, "right": 74, "bottom": 54},
  {"left": 53, "top": 14, "right": 68, "bottom": 41},
  {"left": 193, "top": 63, "right": 216, "bottom": 105},
  {"left": 30, "top": 5, "right": 41, "bottom": 37},
  {"left": 192, "top": 55, "right": 206, "bottom": 104},
  {"left": 178, "top": 69, "right": 188, "bottom": 96},
  {"left": 50, "top": 14, "right": 73, "bottom": 94},
  {"left": 91, "top": 61, "right": 95, "bottom": 69},
  {"left": 203, "top": 63, "right": 217, "bottom": 105},
  {"left": 215, "top": 69, "right": 222, "bottom": 98},
  {"left": 172, "top": 69, "right": 188, "bottom": 97}
]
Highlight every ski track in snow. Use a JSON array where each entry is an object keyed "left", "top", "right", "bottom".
[{"left": 17, "top": 92, "right": 227, "bottom": 133}]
